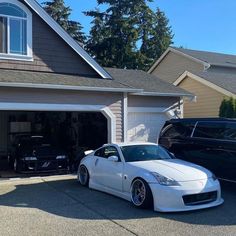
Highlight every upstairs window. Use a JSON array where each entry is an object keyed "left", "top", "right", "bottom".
[{"left": 0, "top": 1, "right": 32, "bottom": 60}]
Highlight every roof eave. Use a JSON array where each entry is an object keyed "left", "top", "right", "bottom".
[
  {"left": 0, "top": 81, "right": 142, "bottom": 93},
  {"left": 130, "top": 91, "right": 194, "bottom": 98}
]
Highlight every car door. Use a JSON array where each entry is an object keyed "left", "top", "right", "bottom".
[
  {"left": 99, "top": 145, "right": 124, "bottom": 192},
  {"left": 92, "top": 147, "right": 106, "bottom": 186}
]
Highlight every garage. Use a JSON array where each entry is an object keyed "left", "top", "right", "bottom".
[{"left": 0, "top": 109, "right": 108, "bottom": 177}]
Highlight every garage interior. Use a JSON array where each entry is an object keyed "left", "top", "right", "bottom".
[{"left": 0, "top": 111, "right": 108, "bottom": 178}]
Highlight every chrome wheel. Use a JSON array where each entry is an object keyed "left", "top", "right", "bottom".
[
  {"left": 78, "top": 165, "right": 89, "bottom": 186},
  {"left": 131, "top": 179, "right": 147, "bottom": 206}
]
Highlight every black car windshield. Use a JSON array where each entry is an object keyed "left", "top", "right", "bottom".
[
  {"left": 19, "top": 136, "right": 50, "bottom": 148},
  {"left": 120, "top": 145, "right": 172, "bottom": 162}
]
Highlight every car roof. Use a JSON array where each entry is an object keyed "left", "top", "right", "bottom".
[{"left": 168, "top": 118, "right": 236, "bottom": 123}]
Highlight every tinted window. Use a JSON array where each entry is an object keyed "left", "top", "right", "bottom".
[
  {"left": 193, "top": 122, "right": 225, "bottom": 139},
  {"left": 94, "top": 146, "right": 120, "bottom": 159},
  {"left": 121, "top": 145, "right": 171, "bottom": 162},
  {"left": 224, "top": 122, "right": 236, "bottom": 141},
  {"left": 162, "top": 122, "right": 194, "bottom": 139},
  {"left": 94, "top": 148, "right": 105, "bottom": 157}
]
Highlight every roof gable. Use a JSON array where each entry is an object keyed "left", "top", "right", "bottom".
[
  {"left": 174, "top": 71, "right": 236, "bottom": 98},
  {"left": 23, "top": 0, "right": 111, "bottom": 79},
  {"left": 148, "top": 47, "right": 210, "bottom": 73}
]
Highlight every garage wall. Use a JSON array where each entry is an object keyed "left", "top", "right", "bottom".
[
  {"left": 128, "top": 95, "right": 179, "bottom": 108},
  {"left": 0, "top": 87, "right": 124, "bottom": 143}
]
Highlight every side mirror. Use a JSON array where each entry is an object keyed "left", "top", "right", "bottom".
[{"left": 108, "top": 156, "right": 119, "bottom": 162}]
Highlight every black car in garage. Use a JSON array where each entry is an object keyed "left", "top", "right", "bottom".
[
  {"left": 8, "top": 135, "right": 69, "bottom": 173},
  {"left": 159, "top": 118, "right": 236, "bottom": 183}
]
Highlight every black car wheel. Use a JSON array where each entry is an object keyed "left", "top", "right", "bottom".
[
  {"left": 131, "top": 178, "right": 153, "bottom": 209},
  {"left": 78, "top": 165, "right": 89, "bottom": 186}
]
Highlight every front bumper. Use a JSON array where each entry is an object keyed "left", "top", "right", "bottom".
[
  {"left": 149, "top": 178, "right": 224, "bottom": 212},
  {"left": 20, "top": 159, "right": 69, "bottom": 173}
]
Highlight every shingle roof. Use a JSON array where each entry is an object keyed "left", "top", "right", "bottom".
[
  {"left": 106, "top": 68, "right": 193, "bottom": 96},
  {"left": 196, "top": 71, "right": 236, "bottom": 95},
  {"left": 173, "top": 47, "right": 236, "bottom": 67},
  {"left": 0, "top": 68, "right": 192, "bottom": 96}
]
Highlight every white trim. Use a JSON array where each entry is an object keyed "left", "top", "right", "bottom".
[
  {"left": 0, "top": 0, "right": 33, "bottom": 60},
  {"left": 131, "top": 91, "right": 193, "bottom": 98},
  {"left": 0, "top": 102, "right": 116, "bottom": 143},
  {"left": 128, "top": 107, "right": 167, "bottom": 113},
  {"left": 123, "top": 93, "right": 128, "bottom": 142},
  {"left": 0, "top": 81, "right": 141, "bottom": 93},
  {"left": 174, "top": 71, "right": 236, "bottom": 98},
  {"left": 148, "top": 47, "right": 210, "bottom": 73},
  {"left": 23, "top": 0, "right": 111, "bottom": 79}
]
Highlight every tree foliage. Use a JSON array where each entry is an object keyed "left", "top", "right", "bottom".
[
  {"left": 42, "top": 0, "right": 86, "bottom": 44},
  {"left": 219, "top": 97, "right": 236, "bottom": 118},
  {"left": 85, "top": 0, "right": 173, "bottom": 70}
]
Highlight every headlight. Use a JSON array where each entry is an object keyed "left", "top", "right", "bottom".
[
  {"left": 23, "top": 157, "right": 37, "bottom": 161},
  {"left": 56, "top": 155, "right": 66, "bottom": 160},
  {"left": 151, "top": 172, "right": 180, "bottom": 186}
]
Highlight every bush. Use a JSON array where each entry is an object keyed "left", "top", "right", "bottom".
[{"left": 219, "top": 97, "right": 236, "bottom": 118}]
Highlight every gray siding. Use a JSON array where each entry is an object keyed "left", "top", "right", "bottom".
[
  {"left": 151, "top": 51, "right": 204, "bottom": 83},
  {"left": 0, "top": 1, "right": 98, "bottom": 77},
  {"left": 128, "top": 95, "right": 179, "bottom": 108},
  {"left": 0, "top": 88, "right": 124, "bottom": 142}
]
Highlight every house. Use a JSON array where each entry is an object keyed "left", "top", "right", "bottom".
[
  {"left": 148, "top": 47, "right": 236, "bottom": 118},
  {"left": 0, "top": 0, "right": 192, "bottom": 159}
]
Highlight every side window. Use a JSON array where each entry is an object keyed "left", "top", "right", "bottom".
[
  {"left": 224, "top": 122, "right": 236, "bottom": 141},
  {"left": 94, "top": 148, "right": 105, "bottom": 157},
  {"left": 103, "top": 146, "right": 120, "bottom": 159},
  {"left": 193, "top": 122, "right": 225, "bottom": 139},
  {"left": 162, "top": 122, "right": 194, "bottom": 139}
]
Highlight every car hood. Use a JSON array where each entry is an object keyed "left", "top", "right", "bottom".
[{"left": 127, "top": 159, "right": 212, "bottom": 182}]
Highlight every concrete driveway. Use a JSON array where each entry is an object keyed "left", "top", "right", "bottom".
[{"left": 0, "top": 175, "right": 235, "bottom": 236}]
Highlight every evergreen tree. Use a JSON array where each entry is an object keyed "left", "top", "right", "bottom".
[
  {"left": 42, "top": 0, "right": 86, "bottom": 44},
  {"left": 219, "top": 97, "right": 236, "bottom": 118}
]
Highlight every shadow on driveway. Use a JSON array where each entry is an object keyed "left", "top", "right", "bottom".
[{"left": 0, "top": 177, "right": 235, "bottom": 226}]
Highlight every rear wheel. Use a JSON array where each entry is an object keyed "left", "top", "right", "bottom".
[
  {"left": 78, "top": 165, "right": 89, "bottom": 186},
  {"left": 131, "top": 178, "right": 153, "bottom": 209}
]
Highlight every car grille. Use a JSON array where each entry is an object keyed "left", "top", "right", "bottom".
[{"left": 183, "top": 191, "right": 218, "bottom": 206}]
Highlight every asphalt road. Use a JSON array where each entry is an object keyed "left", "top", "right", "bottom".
[{"left": 0, "top": 175, "right": 235, "bottom": 236}]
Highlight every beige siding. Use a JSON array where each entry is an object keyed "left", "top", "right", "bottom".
[
  {"left": 0, "top": 88, "right": 124, "bottom": 142},
  {"left": 178, "top": 76, "right": 227, "bottom": 118},
  {"left": 151, "top": 51, "right": 204, "bottom": 83},
  {"left": 128, "top": 95, "right": 179, "bottom": 108}
]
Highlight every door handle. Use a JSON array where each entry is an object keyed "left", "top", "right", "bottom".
[{"left": 95, "top": 159, "right": 99, "bottom": 166}]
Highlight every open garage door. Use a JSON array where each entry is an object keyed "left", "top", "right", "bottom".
[
  {"left": 127, "top": 111, "right": 168, "bottom": 143},
  {"left": 0, "top": 111, "right": 108, "bottom": 178}
]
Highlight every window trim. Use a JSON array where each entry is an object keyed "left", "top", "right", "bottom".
[{"left": 0, "top": 0, "right": 32, "bottom": 61}]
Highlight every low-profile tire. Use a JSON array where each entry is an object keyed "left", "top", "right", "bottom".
[
  {"left": 78, "top": 165, "right": 89, "bottom": 187},
  {"left": 131, "top": 178, "right": 153, "bottom": 209}
]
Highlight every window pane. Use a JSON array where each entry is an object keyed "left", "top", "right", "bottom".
[
  {"left": 0, "top": 16, "right": 7, "bottom": 53},
  {"left": 10, "top": 18, "right": 27, "bottom": 55},
  {"left": 0, "top": 3, "right": 26, "bottom": 18},
  {"left": 193, "top": 122, "right": 225, "bottom": 139},
  {"left": 224, "top": 123, "right": 236, "bottom": 141}
]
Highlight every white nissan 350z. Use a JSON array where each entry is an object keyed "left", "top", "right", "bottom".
[{"left": 77, "top": 143, "right": 223, "bottom": 212}]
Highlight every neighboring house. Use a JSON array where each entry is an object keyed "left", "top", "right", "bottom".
[
  {"left": 149, "top": 47, "right": 236, "bottom": 118},
  {"left": 0, "top": 0, "right": 192, "bottom": 155}
]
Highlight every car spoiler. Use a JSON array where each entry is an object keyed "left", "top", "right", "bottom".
[{"left": 84, "top": 150, "right": 94, "bottom": 156}]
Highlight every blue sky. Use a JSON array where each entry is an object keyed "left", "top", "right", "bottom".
[{"left": 40, "top": 0, "right": 236, "bottom": 55}]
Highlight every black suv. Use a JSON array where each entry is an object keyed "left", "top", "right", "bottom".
[{"left": 159, "top": 118, "right": 236, "bottom": 183}]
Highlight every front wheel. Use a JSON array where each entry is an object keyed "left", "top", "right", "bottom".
[
  {"left": 78, "top": 165, "right": 89, "bottom": 187},
  {"left": 131, "top": 178, "right": 153, "bottom": 209}
]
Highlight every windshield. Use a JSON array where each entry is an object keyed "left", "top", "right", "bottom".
[{"left": 121, "top": 145, "right": 172, "bottom": 162}]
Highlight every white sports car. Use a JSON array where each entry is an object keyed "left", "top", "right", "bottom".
[{"left": 77, "top": 143, "right": 224, "bottom": 212}]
